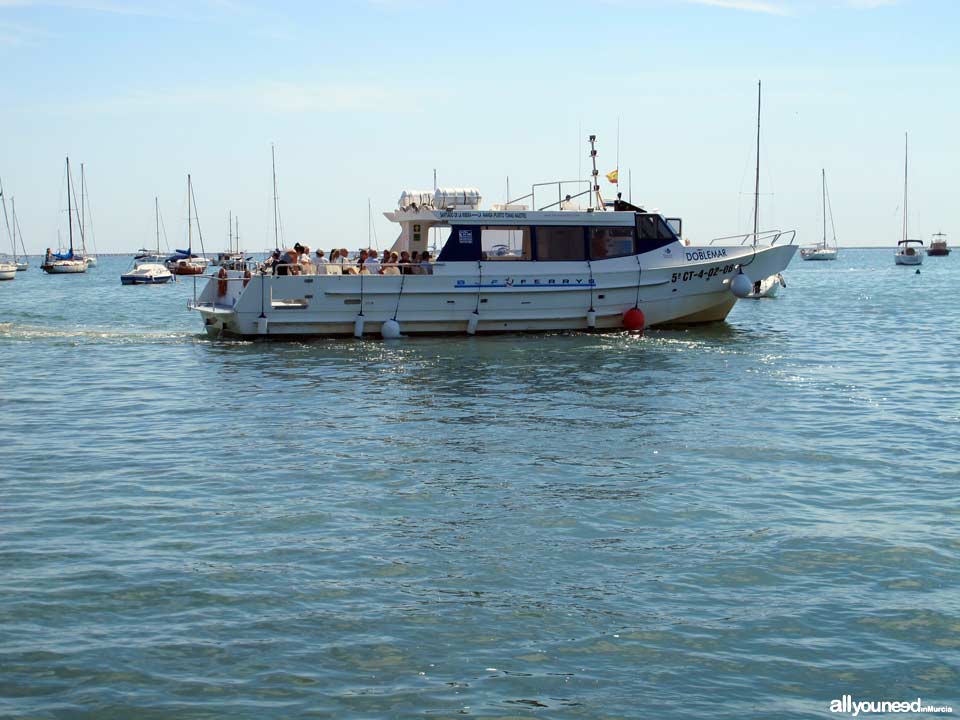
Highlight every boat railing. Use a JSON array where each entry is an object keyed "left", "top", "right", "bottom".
[
  {"left": 708, "top": 229, "right": 796, "bottom": 246},
  {"left": 508, "top": 180, "right": 593, "bottom": 212}
]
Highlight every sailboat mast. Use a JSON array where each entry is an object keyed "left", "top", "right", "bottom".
[
  {"left": 229, "top": 210, "right": 233, "bottom": 253},
  {"left": 271, "top": 144, "right": 279, "bottom": 249},
  {"left": 66, "top": 157, "right": 74, "bottom": 254},
  {"left": 80, "top": 163, "right": 85, "bottom": 246},
  {"left": 0, "top": 179, "right": 12, "bottom": 256},
  {"left": 188, "top": 174, "right": 193, "bottom": 251},
  {"left": 10, "top": 197, "right": 16, "bottom": 259},
  {"left": 753, "top": 80, "right": 761, "bottom": 245},
  {"left": 155, "top": 196, "right": 160, "bottom": 255},
  {"left": 822, "top": 169, "right": 827, "bottom": 249},
  {"left": 902, "top": 133, "right": 908, "bottom": 243}
]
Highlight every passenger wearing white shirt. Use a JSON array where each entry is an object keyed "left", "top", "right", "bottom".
[
  {"left": 364, "top": 249, "right": 382, "bottom": 275},
  {"left": 315, "top": 249, "right": 328, "bottom": 265}
]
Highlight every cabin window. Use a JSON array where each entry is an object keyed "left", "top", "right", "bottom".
[
  {"left": 589, "top": 226, "right": 635, "bottom": 260},
  {"left": 636, "top": 214, "right": 679, "bottom": 253},
  {"left": 481, "top": 226, "right": 531, "bottom": 260},
  {"left": 534, "top": 226, "right": 586, "bottom": 261}
]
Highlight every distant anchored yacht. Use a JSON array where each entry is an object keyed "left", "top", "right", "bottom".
[{"left": 190, "top": 137, "right": 797, "bottom": 338}]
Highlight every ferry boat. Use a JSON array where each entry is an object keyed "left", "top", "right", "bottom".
[{"left": 190, "top": 142, "right": 796, "bottom": 339}]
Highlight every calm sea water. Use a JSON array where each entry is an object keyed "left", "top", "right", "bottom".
[{"left": 1, "top": 250, "right": 958, "bottom": 719}]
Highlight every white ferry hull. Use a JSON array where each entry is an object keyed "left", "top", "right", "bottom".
[{"left": 191, "top": 244, "right": 796, "bottom": 338}]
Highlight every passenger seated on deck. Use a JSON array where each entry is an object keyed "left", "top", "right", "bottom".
[
  {"left": 276, "top": 246, "right": 301, "bottom": 276},
  {"left": 356, "top": 249, "right": 369, "bottom": 274},
  {"left": 299, "top": 246, "right": 315, "bottom": 275},
  {"left": 399, "top": 250, "right": 411, "bottom": 273},
  {"left": 329, "top": 249, "right": 339, "bottom": 265},
  {"left": 264, "top": 249, "right": 280, "bottom": 274},
  {"left": 382, "top": 252, "right": 401, "bottom": 275},
  {"left": 364, "top": 249, "right": 381, "bottom": 275},
  {"left": 419, "top": 251, "right": 433, "bottom": 275}
]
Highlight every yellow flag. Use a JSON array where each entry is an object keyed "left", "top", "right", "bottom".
[{"left": 606, "top": 169, "right": 619, "bottom": 184}]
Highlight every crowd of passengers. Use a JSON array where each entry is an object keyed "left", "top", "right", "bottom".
[{"left": 264, "top": 244, "right": 434, "bottom": 276}]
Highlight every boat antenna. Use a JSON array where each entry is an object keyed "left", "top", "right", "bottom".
[
  {"left": 615, "top": 116, "right": 621, "bottom": 195},
  {"left": 589, "top": 134, "right": 602, "bottom": 210},
  {"left": 272, "top": 143, "right": 280, "bottom": 249},
  {"left": 433, "top": 168, "right": 437, "bottom": 191},
  {"left": 753, "top": 80, "right": 761, "bottom": 246}
]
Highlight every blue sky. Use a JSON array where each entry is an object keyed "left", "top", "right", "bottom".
[{"left": 1, "top": 0, "right": 957, "bottom": 253}]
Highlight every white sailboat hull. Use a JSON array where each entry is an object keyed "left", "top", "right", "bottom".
[
  {"left": 895, "top": 252, "right": 922, "bottom": 266},
  {"left": 0, "top": 262, "right": 16, "bottom": 280},
  {"left": 42, "top": 259, "right": 87, "bottom": 274},
  {"left": 191, "top": 244, "right": 797, "bottom": 338},
  {"left": 800, "top": 247, "right": 838, "bottom": 261}
]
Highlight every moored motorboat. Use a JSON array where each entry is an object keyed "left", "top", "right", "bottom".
[
  {"left": 190, "top": 138, "right": 797, "bottom": 339},
  {"left": 0, "top": 260, "right": 15, "bottom": 280},
  {"left": 927, "top": 232, "right": 949, "bottom": 257},
  {"left": 121, "top": 197, "right": 174, "bottom": 285}
]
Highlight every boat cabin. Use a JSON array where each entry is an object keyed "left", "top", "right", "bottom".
[{"left": 385, "top": 187, "right": 683, "bottom": 262}]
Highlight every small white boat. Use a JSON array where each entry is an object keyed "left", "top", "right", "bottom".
[
  {"left": 745, "top": 272, "right": 785, "bottom": 298},
  {"left": 895, "top": 133, "right": 923, "bottom": 267},
  {"left": 121, "top": 262, "right": 171, "bottom": 285},
  {"left": 0, "top": 260, "right": 16, "bottom": 281},
  {"left": 122, "top": 198, "right": 173, "bottom": 285},
  {"left": 41, "top": 157, "right": 88, "bottom": 275},
  {"left": 801, "top": 169, "right": 839, "bottom": 261}
]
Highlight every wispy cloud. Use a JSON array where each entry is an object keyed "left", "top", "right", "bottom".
[
  {"left": 48, "top": 80, "right": 439, "bottom": 116},
  {"left": 685, "top": 0, "right": 791, "bottom": 14},
  {"left": 682, "top": 0, "right": 898, "bottom": 13}
]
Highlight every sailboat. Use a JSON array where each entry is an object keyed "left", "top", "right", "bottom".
[
  {"left": 78, "top": 163, "right": 98, "bottom": 267},
  {"left": 800, "top": 170, "right": 839, "bottom": 261},
  {"left": 0, "top": 179, "right": 29, "bottom": 271},
  {"left": 894, "top": 133, "right": 923, "bottom": 266},
  {"left": 0, "top": 181, "right": 18, "bottom": 280},
  {"left": 41, "top": 157, "right": 87, "bottom": 274},
  {"left": 210, "top": 212, "right": 248, "bottom": 270},
  {"left": 12, "top": 198, "right": 29, "bottom": 270},
  {"left": 165, "top": 174, "right": 209, "bottom": 275},
  {"left": 743, "top": 80, "right": 785, "bottom": 299},
  {"left": 121, "top": 198, "right": 173, "bottom": 285}
]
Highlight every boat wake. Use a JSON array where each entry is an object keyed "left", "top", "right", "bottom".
[{"left": 0, "top": 322, "right": 199, "bottom": 345}]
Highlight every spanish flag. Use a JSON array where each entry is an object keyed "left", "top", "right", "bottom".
[{"left": 606, "top": 169, "right": 619, "bottom": 184}]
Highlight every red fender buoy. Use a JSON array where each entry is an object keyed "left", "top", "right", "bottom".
[
  {"left": 623, "top": 307, "right": 645, "bottom": 331},
  {"left": 217, "top": 267, "right": 228, "bottom": 296}
]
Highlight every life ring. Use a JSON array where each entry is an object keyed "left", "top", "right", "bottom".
[{"left": 217, "top": 267, "right": 228, "bottom": 296}]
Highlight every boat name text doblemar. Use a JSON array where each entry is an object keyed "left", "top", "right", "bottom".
[{"left": 685, "top": 248, "right": 727, "bottom": 261}]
